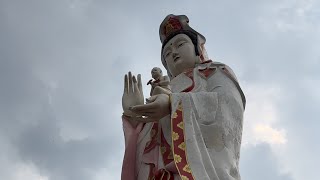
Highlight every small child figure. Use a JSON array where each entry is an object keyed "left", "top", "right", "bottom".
[{"left": 147, "top": 67, "right": 171, "bottom": 96}]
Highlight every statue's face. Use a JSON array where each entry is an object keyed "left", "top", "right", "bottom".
[
  {"left": 151, "top": 67, "right": 162, "bottom": 79},
  {"left": 163, "top": 34, "right": 197, "bottom": 77}
]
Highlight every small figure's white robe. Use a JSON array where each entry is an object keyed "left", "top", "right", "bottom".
[{"left": 124, "top": 61, "right": 245, "bottom": 180}]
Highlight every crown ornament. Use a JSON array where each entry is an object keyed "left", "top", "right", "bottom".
[{"left": 159, "top": 14, "right": 206, "bottom": 45}]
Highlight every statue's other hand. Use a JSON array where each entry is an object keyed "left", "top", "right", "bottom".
[
  {"left": 130, "top": 94, "right": 170, "bottom": 122},
  {"left": 122, "top": 72, "right": 144, "bottom": 118}
]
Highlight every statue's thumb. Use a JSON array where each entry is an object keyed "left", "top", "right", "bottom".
[{"left": 146, "top": 95, "right": 157, "bottom": 103}]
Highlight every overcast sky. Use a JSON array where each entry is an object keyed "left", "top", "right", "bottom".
[{"left": 0, "top": 0, "right": 319, "bottom": 180}]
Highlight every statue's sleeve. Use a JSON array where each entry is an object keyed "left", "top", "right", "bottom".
[
  {"left": 121, "top": 117, "right": 140, "bottom": 180},
  {"left": 121, "top": 117, "right": 154, "bottom": 180},
  {"left": 169, "top": 66, "right": 245, "bottom": 180}
]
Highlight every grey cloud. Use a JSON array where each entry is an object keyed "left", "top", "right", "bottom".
[
  {"left": 16, "top": 108, "right": 115, "bottom": 180},
  {"left": 1, "top": 0, "right": 319, "bottom": 180},
  {"left": 240, "top": 144, "right": 294, "bottom": 180},
  {"left": 270, "top": 82, "right": 320, "bottom": 180},
  {"left": 0, "top": 0, "right": 126, "bottom": 179},
  {"left": 0, "top": 57, "right": 122, "bottom": 180}
]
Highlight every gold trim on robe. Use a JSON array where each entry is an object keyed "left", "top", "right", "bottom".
[{"left": 171, "top": 101, "right": 195, "bottom": 180}]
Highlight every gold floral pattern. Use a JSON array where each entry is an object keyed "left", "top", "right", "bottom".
[
  {"left": 177, "top": 121, "right": 184, "bottom": 129},
  {"left": 178, "top": 142, "right": 186, "bottom": 151},
  {"left": 172, "top": 112, "right": 178, "bottom": 119},
  {"left": 183, "top": 164, "right": 192, "bottom": 173},
  {"left": 172, "top": 132, "right": 179, "bottom": 141},
  {"left": 181, "top": 175, "right": 189, "bottom": 180},
  {"left": 174, "top": 154, "right": 182, "bottom": 163},
  {"left": 171, "top": 100, "right": 195, "bottom": 180}
]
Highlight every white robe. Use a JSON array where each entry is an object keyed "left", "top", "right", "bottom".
[{"left": 133, "top": 61, "right": 245, "bottom": 180}]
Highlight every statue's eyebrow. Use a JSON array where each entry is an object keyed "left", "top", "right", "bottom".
[
  {"left": 163, "top": 46, "right": 172, "bottom": 54},
  {"left": 163, "top": 36, "right": 188, "bottom": 54},
  {"left": 174, "top": 37, "right": 188, "bottom": 46}
]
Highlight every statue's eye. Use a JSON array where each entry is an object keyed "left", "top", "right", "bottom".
[
  {"left": 178, "top": 42, "right": 186, "bottom": 48},
  {"left": 165, "top": 52, "right": 171, "bottom": 57}
]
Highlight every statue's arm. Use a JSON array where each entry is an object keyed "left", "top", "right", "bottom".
[{"left": 121, "top": 117, "right": 143, "bottom": 180}]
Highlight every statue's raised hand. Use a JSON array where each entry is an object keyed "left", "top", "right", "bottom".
[{"left": 122, "top": 72, "right": 144, "bottom": 119}]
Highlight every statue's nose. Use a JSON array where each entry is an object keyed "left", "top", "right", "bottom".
[{"left": 172, "top": 52, "right": 178, "bottom": 58}]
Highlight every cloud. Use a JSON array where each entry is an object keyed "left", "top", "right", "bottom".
[
  {"left": 0, "top": 1, "right": 126, "bottom": 179},
  {"left": 240, "top": 144, "right": 293, "bottom": 180},
  {"left": 11, "top": 163, "right": 49, "bottom": 180},
  {"left": 258, "top": 0, "right": 320, "bottom": 33},
  {"left": 253, "top": 124, "right": 287, "bottom": 145},
  {"left": 0, "top": 0, "right": 319, "bottom": 180},
  {"left": 241, "top": 83, "right": 287, "bottom": 147}
]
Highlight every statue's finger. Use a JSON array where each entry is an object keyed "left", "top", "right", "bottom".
[
  {"left": 133, "top": 75, "right": 137, "bottom": 83},
  {"left": 128, "top": 71, "right": 133, "bottom": 93},
  {"left": 140, "top": 112, "right": 155, "bottom": 117},
  {"left": 130, "top": 102, "right": 157, "bottom": 112},
  {"left": 137, "top": 74, "right": 143, "bottom": 92},
  {"left": 131, "top": 110, "right": 155, "bottom": 116},
  {"left": 133, "top": 76, "right": 139, "bottom": 93},
  {"left": 124, "top": 74, "right": 128, "bottom": 94},
  {"left": 146, "top": 95, "right": 157, "bottom": 103}
]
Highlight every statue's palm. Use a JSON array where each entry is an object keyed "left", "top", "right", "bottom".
[{"left": 122, "top": 72, "right": 144, "bottom": 117}]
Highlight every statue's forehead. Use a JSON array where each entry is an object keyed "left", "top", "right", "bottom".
[{"left": 163, "top": 34, "right": 191, "bottom": 50}]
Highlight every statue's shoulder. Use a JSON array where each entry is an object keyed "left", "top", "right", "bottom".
[
  {"left": 195, "top": 60, "right": 237, "bottom": 81},
  {"left": 220, "top": 62, "right": 238, "bottom": 81},
  {"left": 205, "top": 61, "right": 238, "bottom": 82},
  {"left": 195, "top": 60, "right": 246, "bottom": 109}
]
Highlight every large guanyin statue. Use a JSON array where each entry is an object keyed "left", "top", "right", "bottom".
[{"left": 121, "top": 14, "right": 246, "bottom": 180}]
